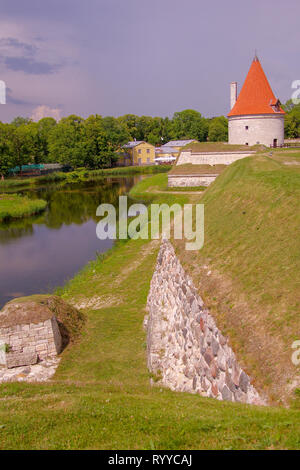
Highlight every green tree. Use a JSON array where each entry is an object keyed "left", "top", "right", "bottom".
[
  {"left": 11, "top": 116, "right": 31, "bottom": 127},
  {"left": 81, "top": 115, "right": 116, "bottom": 169},
  {"left": 118, "top": 114, "right": 139, "bottom": 140},
  {"left": 36, "top": 117, "right": 57, "bottom": 163},
  {"left": 283, "top": 100, "right": 300, "bottom": 138},
  {"left": 48, "top": 115, "right": 85, "bottom": 168},
  {"left": 0, "top": 122, "right": 14, "bottom": 176},
  {"left": 208, "top": 116, "right": 228, "bottom": 141},
  {"left": 101, "top": 116, "right": 130, "bottom": 149},
  {"left": 9, "top": 123, "right": 36, "bottom": 169},
  {"left": 172, "top": 109, "right": 208, "bottom": 141}
]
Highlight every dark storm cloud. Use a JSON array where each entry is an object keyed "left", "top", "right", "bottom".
[
  {"left": 1, "top": 0, "right": 300, "bottom": 122},
  {"left": 0, "top": 37, "right": 37, "bottom": 56},
  {"left": 6, "top": 87, "right": 35, "bottom": 106},
  {"left": 4, "top": 56, "right": 61, "bottom": 75},
  {"left": 0, "top": 34, "right": 62, "bottom": 76}
]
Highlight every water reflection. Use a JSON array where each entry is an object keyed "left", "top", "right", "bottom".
[{"left": 0, "top": 176, "right": 141, "bottom": 308}]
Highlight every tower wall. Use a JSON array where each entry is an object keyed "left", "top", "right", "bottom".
[{"left": 228, "top": 114, "right": 284, "bottom": 146}]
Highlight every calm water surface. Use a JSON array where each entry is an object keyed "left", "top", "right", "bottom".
[{"left": 0, "top": 176, "right": 141, "bottom": 308}]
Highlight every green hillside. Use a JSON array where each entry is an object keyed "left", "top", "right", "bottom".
[{"left": 174, "top": 153, "right": 300, "bottom": 403}]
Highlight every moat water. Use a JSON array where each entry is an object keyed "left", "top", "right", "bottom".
[{"left": 0, "top": 176, "right": 141, "bottom": 309}]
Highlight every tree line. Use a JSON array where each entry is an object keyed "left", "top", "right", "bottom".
[
  {"left": 1, "top": 101, "right": 299, "bottom": 176},
  {"left": 283, "top": 100, "right": 300, "bottom": 139},
  {"left": 0, "top": 110, "right": 227, "bottom": 176}
]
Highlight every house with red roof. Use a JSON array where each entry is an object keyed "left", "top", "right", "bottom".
[{"left": 228, "top": 55, "right": 285, "bottom": 147}]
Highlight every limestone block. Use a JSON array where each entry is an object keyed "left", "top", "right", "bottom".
[{"left": 6, "top": 352, "right": 38, "bottom": 368}]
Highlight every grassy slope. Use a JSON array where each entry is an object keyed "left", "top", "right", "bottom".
[
  {"left": 170, "top": 163, "right": 226, "bottom": 175},
  {"left": 0, "top": 164, "right": 299, "bottom": 449},
  {"left": 0, "top": 236, "right": 299, "bottom": 449},
  {"left": 173, "top": 153, "right": 300, "bottom": 403},
  {"left": 0, "top": 193, "right": 47, "bottom": 222},
  {"left": 181, "top": 142, "right": 259, "bottom": 153}
]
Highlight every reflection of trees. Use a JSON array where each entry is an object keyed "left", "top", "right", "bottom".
[
  {"left": 0, "top": 177, "right": 137, "bottom": 236},
  {"left": 0, "top": 224, "right": 34, "bottom": 243},
  {"left": 43, "top": 181, "right": 126, "bottom": 229}
]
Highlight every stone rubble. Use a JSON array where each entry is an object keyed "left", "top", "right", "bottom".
[
  {"left": 146, "top": 240, "right": 266, "bottom": 405},
  {"left": 0, "top": 357, "right": 60, "bottom": 383}
]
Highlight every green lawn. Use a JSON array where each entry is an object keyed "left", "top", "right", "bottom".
[
  {"left": 169, "top": 163, "right": 226, "bottom": 175},
  {"left": 0, "top": 155, "right": 299, "bottom": 449},
  {"left": 0, "top": 237, "right": 299, "bottom": 449},
  {"left": 181, "top": 141, "right": 259, "bottom": 153},
  {"left": 172, "top": 153, "right": 300, "bottom": 404},
  {"left": 0, "top": 193, "right": 47, "bottom": 222}
]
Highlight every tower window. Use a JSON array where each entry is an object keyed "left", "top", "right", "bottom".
[{"left": 245, "top": 126, "right": 249, "bottom": 130}]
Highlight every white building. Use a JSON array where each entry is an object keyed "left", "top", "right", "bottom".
[{"left": 228, "top": 56, "right": 285, "bottom": 147}]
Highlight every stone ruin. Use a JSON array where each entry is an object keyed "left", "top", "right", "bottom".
[
  {"left": 0, "top": 295, "right": 84, "bottom": 383},
  {"left": 0, "top": 299, "right": 63, "bottom": 369}
]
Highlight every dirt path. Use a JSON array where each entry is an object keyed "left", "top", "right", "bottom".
[{"left": 70, "top": 239, "right": 160, "bottom": 310}]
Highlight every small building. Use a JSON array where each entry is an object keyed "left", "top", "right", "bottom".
[
  {"left": 160, "top": 140, "right": 198, "bottom": 158},
  {"left": 228, "top": 55, "right": 285, "bottom": 147},
  {"left": 122, "top": 141, "right": 155, "bottom": 166},
  {"left": 155, "top": 146, "right": 176, "bottom": 165}
]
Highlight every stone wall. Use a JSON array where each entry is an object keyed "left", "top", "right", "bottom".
[
  {"left": 177, "top": 150, "right": 254, "bottom": 166},
  {"left": 145, "top": 240, "right": 265, "bottom": 405},
  {"left": 0, "top": 316, "right": 62, "bottom": 368},
  {"left": 168, "top": 174, "right": 217, "bottom": 187},
  {"left": 228, "top": 114, "right": 284, "bottom": 147}
]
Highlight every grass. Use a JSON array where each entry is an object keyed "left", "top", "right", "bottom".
[
  {"left": 172, "top": 152, "right": 300, "bottom": 403},
  {"left": 0, "top": 193, "right": 47, "bottom": 222},
  {"left": 181, "top": 142, "right": 260, "bottom": 153},
  {"left": 0, "top": 236, "right": 299, "bottom": 449},
  {"left": 0, "top": 153, "right": 299, "bottom": 449},
  {"left": 170, "top": 163, "right": 226, "bottom": 175},
  {"left": 0, "top": 165, "right": 171, "bottom": 191},
  {"left": 91, "top": 164, "right": 171, "bottom": 176},
  {"left": 165, "top": 186, "right": 206, "bottom": 192}
]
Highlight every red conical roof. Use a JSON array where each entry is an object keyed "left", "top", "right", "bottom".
[{"left": 228, "top": 56, "right": 285, "bottom": 117}]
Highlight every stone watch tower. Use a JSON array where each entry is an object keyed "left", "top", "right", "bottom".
[{"left": 228, "top": 55, "right": 285, "bottom": 147}]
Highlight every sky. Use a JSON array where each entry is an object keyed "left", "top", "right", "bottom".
[{"left": 0, "top": 0, "right": 299, "bottom": 122}]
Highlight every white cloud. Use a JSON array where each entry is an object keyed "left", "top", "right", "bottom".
[{"left": 30, "top": 105, "right": 61, "bottom": 121}]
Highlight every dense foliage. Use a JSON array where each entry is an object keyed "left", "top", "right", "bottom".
[
  {"left": 0, "top": 110, "right": 228, "bottom": 176},
  {"left": 283, "top": 100, "right": 300, "bottom": 138},
  {"left": 1, "top": 100, "right": 299, "bottom": 176}
]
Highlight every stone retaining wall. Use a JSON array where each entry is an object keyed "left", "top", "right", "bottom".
[
  {"left": 145, "top": 240, "right": 265, "bottom": 405},
  {"left": 177, "top": 150, "right": 254, "bottom": 166},
  {"left": 168, "top": 174, "right": 217, "bottom": 187},
  {"left": 0, "top": 316, "right": 62, "bottom": 368}
]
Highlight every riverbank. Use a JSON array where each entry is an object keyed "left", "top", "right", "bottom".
[
  {"left": 0, "top": 194, "right": 47, "bottom": 222},
  {"left": 0, "top": 165, "right": 171, "bottom": 191},
  {"left": 0, "top": 159, "right": 299, "bottom": 449}
]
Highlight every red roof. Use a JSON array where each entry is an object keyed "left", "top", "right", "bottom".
[{"left": 228, "top": 56, "right": 285, "bottom": 117}]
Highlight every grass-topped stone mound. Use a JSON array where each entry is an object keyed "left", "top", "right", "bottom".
[
  {"left": 181, "top": 141, "right": 261, "bottom": 153},
  {"left": 0, "top": 193, "right": 47, "bottom": 222},
  {"left": 169, "top": 163, "right": 227, "bottom": 175},
  {"left": 0, "top": 295, "right": 85, "bottom": 368}
]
